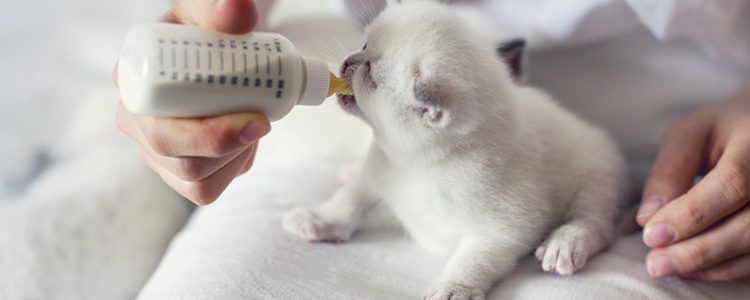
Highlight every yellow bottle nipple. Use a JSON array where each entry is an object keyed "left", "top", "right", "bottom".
[{"left": 328, "top": 72, "right": 353, "bottom": 96}]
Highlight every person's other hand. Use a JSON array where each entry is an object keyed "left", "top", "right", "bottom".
[
  {"left": 114, "top": 0, "right": 269, "bottom": 205},
  {"left": 637, "top": 83, "right": 750, "bottom": 281}
]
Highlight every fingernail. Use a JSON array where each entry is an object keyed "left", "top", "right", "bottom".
[
  {"left": 637, "top": 196, "right": 664, "bottom": 222},
  {"left": 643, "top": 222, "right": 675, "bottom": 247},
  {"left": 238, "top": 123, "right": 269, "bottom": 144},
  {"left": 647, "top": 254, "right": 677, "bottom": 277}
]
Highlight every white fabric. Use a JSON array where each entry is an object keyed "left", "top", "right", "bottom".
[
  {"left": 625, "top": 0, "right": 750, "bottom": 68},
  {"left": 0, "top": 0, "right": 193, "bottom": 299},
  {"left": 140, "top": 161, "right": 750, "bottom": 300}
]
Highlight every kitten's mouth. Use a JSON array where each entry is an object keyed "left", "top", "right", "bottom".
[
  {"left": 338, "top": 59, "right": 359, "bottom": 108},
  {"left": 337, "top": 93, "right": 356, "bottom": 107}
]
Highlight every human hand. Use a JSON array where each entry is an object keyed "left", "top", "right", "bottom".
[
  {"left": 115, "top": 0, "right": 269, "bottom": 205},
  {"left": 637, "top": 83, "right": 750, "bottom": 281}
]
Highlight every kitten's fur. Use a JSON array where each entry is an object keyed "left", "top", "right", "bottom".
[{"left": 284, "top": 1, "right": 628, "bottom": 299}]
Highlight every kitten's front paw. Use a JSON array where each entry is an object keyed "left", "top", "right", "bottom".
[
  {"left": 422, "top": 283, "right": 484, "bottom": 300},
  {"left": 282, "top": 208, "right": 353, "bottom": 243},
  {"left": 535, "top": 228, "right": 592, "bottom": 275}
]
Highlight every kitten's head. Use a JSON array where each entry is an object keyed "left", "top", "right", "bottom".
[{"left": 338, "top": 0, "right": 522, "bottom": 147}]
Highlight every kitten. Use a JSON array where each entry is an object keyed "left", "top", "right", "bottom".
[{"left": 283, "top": 1, "right": 629, "bottom": 299}]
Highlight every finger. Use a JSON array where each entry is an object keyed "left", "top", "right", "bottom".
[
  {"left": 122, "top": 101, "right": 259, "bottom": 180},
  {"left": 238, "top": 142, "right": 258, "bottom": 175},
  {"left": 139, "top": 144, "right": 254, "bottom": 205},
  {"left": 116, "top": 101, "right": 141, "bottom": 140},
  {"left": 687, "top": 252, "right": 750, "bottom": 281},
  {"left": 173, "top": 0, "right": 258, "bottom": 34},
  {"left": 638, "top": 117, "right": 712, "bottom": 226},
  {"left": 141, "top": 140, "right": 250, "bottom": 181},
  {"left": 133, "top": 111, "right": 270, "bottom": 158},
  {"left": 645, "top": 204, "right": 750, "bottom": 277},
  {"left": 643, "top": 136, "right": 750, "bottom": 247},
  {"left": 118, "top": 102, "right": 267, "bottom": 158}
]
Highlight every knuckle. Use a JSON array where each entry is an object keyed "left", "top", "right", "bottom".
[
  {"left": 203, "top": 128, "right": 238, "bottom": 157},
  {"left": 683, "top": 201, "right": 708, "bottom": 229},
  {"left": 681, "top": 243, "right": 711, "bottom": 271},
  {"left": 148, "top": 135, "right": 173, "bottom": 157},
  {"left": 184, "top": 181, "right": 219, "bottom": 206},
  {"left": 719, "top": 166, "right": 748, "bottom": 202},
  {"left": 172, "top": 158, "right": 208, "bottom": 181}
]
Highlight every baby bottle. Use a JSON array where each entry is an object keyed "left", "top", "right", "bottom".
[{"left": 117, "top": 23, "right": 351, "bottom": 121}]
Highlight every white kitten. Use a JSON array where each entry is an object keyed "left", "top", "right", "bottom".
[{"left": 284, "top": 1, "right": 629, "bottom": 299}]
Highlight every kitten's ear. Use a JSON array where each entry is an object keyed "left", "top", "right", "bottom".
[
  {"left": 412, "top": 70, "right": 451, "bottom": 128},
  {"left": 497, "top": 38, "right": 526, "bottom": 82}
]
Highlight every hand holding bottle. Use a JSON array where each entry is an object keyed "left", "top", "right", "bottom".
[{"left": 114, "top": 0, "right": 269, "bottom": 205}]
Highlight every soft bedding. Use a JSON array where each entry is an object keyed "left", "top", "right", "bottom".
[{"left": 138, "top": 159, "right": 750, "bottom": 300}]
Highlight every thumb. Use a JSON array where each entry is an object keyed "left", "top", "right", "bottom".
[{"left": 174, "top": 0, "right": 258, "bottom": 34}]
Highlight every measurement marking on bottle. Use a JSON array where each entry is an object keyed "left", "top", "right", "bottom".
[
  {"left": 232, "top": 52, "right": 236, "bottom": 73},
  {"left": 184, "top": 48, "right": 188, "bottom": 68},
  {"left": 159, "top": 46, "right": 164, "bottom": 68},
  {"left": 196, "top": 49, "right": 200, "bottom": 69},
  {"left": 274, "top": 39, "right": 282, "bottom": 53},
  {"left": 255, "top": 78, "right": 261, "bottom": 87},
  {"left": 266, "top": 79, "right": 273, "bottom": 88},
  {"left": 266, "top": 55, "right": 271, "bottom": 75},
  {"left": 208, "top": 51, "right": 212, "bottom": 70},
  {"left": 276, "top": 90, "right": 282, "bottom": 98},
  {"left": 171, "top": 47, "right": 176, "bottom": 68},
  {"left": 243, "top": 53, "right": 248, "bottom": 74},
  {"left": 254, "top": 54, "right": 259, "bottom": 74},
  {"left": 277, "top": 57, "right": 282, "bottom": 76},
  {"left": 243, "top": 77, "right": 250, "bottom": 86},
  {"left": 220, "top": 51, "right": 224, "bottom": 72}
]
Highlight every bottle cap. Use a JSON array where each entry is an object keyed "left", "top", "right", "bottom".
[{"left": 299, "top": 56, "right": 331, "bottom": 106}]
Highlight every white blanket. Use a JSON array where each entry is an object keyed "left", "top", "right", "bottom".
[{"left": 138, "top": 160, "right": 750, "bottom": 299}]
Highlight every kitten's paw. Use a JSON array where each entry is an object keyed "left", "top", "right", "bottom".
[
  {"left": 282, "top": 208, "right": 353, "bottom": 243},
  {"left": 422, "top": 283, "right": 484, "bottom": 300},
  {"left": 535, "top": 227, "right": 594, "bottom": 275}
]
